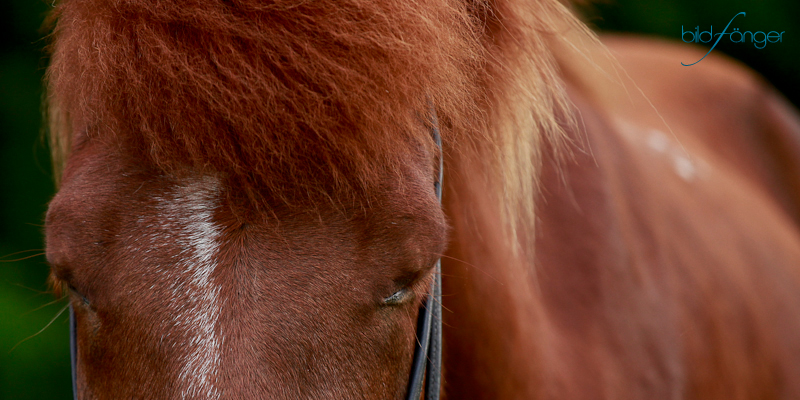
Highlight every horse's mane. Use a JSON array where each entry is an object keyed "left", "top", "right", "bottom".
[{"left": 46, "top": 0, "right": 592, "bottom": 237}]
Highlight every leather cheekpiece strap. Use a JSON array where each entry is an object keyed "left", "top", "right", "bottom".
[{"left": 405, "top": 106, "right": 444, "bottom": 400}]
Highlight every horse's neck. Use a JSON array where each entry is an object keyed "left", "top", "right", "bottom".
[{"left": 441, "top": 155, "right": 551, "bottom": 398}]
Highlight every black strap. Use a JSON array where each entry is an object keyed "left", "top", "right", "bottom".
[
  {"left": 406, "top": 107, "right": 444, "bottom": 400},
  {"left": 424, "top": 260, "right": 442, "bottom": 400},
  {"left": 406, "top": 276, "right": 436, "bottom": 400}
]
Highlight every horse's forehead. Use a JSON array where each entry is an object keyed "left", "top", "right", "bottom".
[
  {"left": 46, "top": 132, "right": 444, "bottom": 284},
  {"left": 47, "top": 145, "right": 443, "bottom": 272}
]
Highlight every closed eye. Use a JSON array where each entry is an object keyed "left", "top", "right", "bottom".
[{"left": 383, "top": 288, "right": 415, "bottom": 306}]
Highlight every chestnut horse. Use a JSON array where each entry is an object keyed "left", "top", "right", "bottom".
[{"left": 44, "top": 0, "right": 800, "bottom": 398}]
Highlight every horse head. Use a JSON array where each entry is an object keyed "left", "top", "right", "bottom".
[{"left": 44, "top": 0, "right": 591, "bottom": 398}]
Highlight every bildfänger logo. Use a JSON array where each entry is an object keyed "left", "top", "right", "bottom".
[{"left": 681, "top": 12, "right": 785, "bottom": 66}]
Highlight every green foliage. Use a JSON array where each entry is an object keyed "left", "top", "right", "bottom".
[
  {"left": 0, "top": 0, "right": 796, "bottom": 398},
  {"left": 1, "top": 0, "right": 72, "bottom": 398}
]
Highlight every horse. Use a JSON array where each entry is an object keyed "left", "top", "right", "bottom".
[{"left": 43, "top": 0, "right": 800, "bottom": 398}]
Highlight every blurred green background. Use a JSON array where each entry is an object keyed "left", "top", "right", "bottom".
[{"left": 0, "top": 0, "right": 797, "bottom": 398}]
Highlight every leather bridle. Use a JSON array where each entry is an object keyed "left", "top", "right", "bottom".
[
  {"left": 67, "top": 115, "right": 444, "bottom": 400},
  {"left": 405, "top": 109, "right": 444, "bottom": 400}
]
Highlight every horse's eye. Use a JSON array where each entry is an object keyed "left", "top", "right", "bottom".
[
  {"left": 68, "top": 285, "right": 91, "bottom": 306},
  {"left": 383, "top": 288, "right": 414, "bottom": 306}
]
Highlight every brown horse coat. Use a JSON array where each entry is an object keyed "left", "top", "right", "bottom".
[{"left": 442, "top": 36, "right": 800, "bottom": 399}]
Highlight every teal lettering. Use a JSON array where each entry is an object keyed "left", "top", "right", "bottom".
[
  {"left": 753, "top": 31, "right": 767, "bottom": 49},
  {"left": 683, "top": 12, "right": 746, "bottom": 66},
  {"left": 682, "top": 26, "right": 696, "bottom": 43},
  {"left": 731, "top": 28, "right": 744, "bottom": 43},
  {"left": 699, "top": 26, "right": 714, "bottom": 43}
]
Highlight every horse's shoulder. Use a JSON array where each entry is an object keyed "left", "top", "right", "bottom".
[
  {"left": 538, "top": 37, "right": 800, "bottom": 396},
  {"left": 576, "top": 34, "right": 800, "bottom": 224}
]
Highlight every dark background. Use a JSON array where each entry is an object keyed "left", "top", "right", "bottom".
[{"left": 0, "top": 0, "right": 797, "bottom": 398}]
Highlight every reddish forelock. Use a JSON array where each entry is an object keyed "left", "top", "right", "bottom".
[{"left": 47, "top": 0, "right": 483, "bottom": 205}]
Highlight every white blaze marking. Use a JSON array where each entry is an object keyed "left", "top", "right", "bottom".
[{"left": 157, "top": 177, "right": 223, "bottom": 400}]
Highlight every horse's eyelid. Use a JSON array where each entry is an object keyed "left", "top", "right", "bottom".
[{"left": 383, "top": 288, "right": 413, "bottom": 306}]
